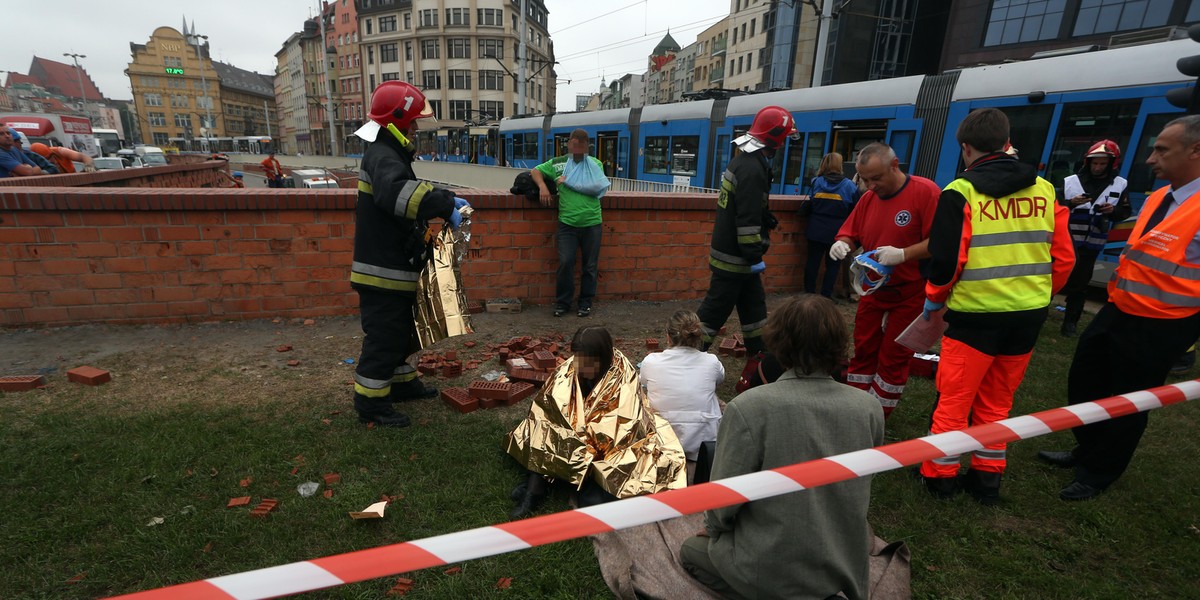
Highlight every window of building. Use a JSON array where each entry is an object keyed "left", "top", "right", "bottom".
[
  {"left": 1073, "top": 0, "right": 1172, "bottom": 37},
  {"left": 421, "top": 39, "right": 440, "bottom": 59},
  {"left": 422, "top": 70, "right": 442, "bottom": 89},
  {"left": 381, "top": 43, "right": 398, "bottom": 62},
  {"left": 428, "top": 100, "right": 441, "bottom": 119},
  {"left": 369, "top": 73, "right": 376, "bottom": 89},
  {"left": 153, "top": 132, "right": 169, "bottom": 146},
  {"left": 366, "top": 18, "right": 372, "bottom": 35},
  {"left": 741, "top": 23, "right": 747, "bottom": 41},
  {"left": 148, "top": 111, "right": 167, "bottom": 127},
  {"left": 750, "top": 18, "right": 756, "bottom": 36},
  {"left": 170, "top": 94, "right": 188, "bottom": 108},
  {"left": 352, "top": 32, "right": 358, "bottom": 43},
  {"left": 382, "top": 72, "right": 399, "bottom": 82},
  {"left": 448, "top": 69, "right": 472, "bottom": 89},
  {"left": 479, "top": 100, "right": 503, "bottom": 120},
  {"left": 343, "top": 12, "right": 349, "bottom": 23},
  {"left": 420, "top": 9, "right": 438, "bottom": 28},
  {"left": 198, "top": 96, "right": 213, "bottom": 110},
  {"left": 405, "top": 41, "right": 413, "bottom": 60},
  {"left": 368, "top": 46, "right": 375, "bottom": 64},
  {"left": 406, "top": 70, "right": 414, "bottom": 82},
  {"left": 446, "top": 8, "right": 470, "bottom": 26},
  {"left": 479, "top": 69, "right": 505, "bottom": 90},
  {"left": 984, "top": 0, "right": 1066, "bottom": 46},
  {"left": 404, "top": 12, "right": 411, "bottom": 29},
  {"left": 479, "top": 8, "right": 503, "bottom": 27},
  {"left": 167, "top": 77, "right": 185, "bottom": 89},
  {"left": 480, "top": 38, "right": 504, "bottom": 59},
  {"left": 338, "top": 34, "right": 344, "bottom": 46},
  {"left": 447, "top": 38, "right": 471, "bottom": 59},
  {"left": 174, "top": 113, "right": 192, "bottom": 129},
  {"left": 733, "top": 28, "right": 738, "bottom": 44},
  {"left": 144, "top": 93, "right": 162, "bottom": 106},
  {"left": 737, "top": 56, "right": 743, "bottom": 74},
  {"left": 747, "top": 53, "right": 752, "bottom": 70},
  {"left": 450, "top": 100, "right": 473, "bottom": 121},
  {"left": 379, "top": 15, "right": 397, "bottom": 32}
]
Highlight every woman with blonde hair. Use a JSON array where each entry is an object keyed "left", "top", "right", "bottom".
[
  {"left": 800, "top": 152, "right": 860, "bottom": 297},
  {"left": 639, "top": 310, "right": 725, "bottom": 461}
]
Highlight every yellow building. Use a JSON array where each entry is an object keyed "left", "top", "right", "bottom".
[{"left": 128, "top": 24, "right": 276, "bottom": 152}]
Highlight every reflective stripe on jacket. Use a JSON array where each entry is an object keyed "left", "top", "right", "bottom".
[
  {"left": 944, "top": 177, "right": 1058, "bottom": 313},
  {"left": 1109, "top": 186, "right": 1200, "bottom": 319}
]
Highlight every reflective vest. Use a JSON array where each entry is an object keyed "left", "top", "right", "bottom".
[
  {"left": 945, "top": 177, "right": 1057, "bottom": 313},
  {"left": 1108, "top": 186, "right": 1200, "bottom": 319},
  {"left": 1063, "top": 174, "right": 1127, "bottom": 251}
]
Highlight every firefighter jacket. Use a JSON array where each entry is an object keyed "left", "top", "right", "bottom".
[
  {"left": 1062, "top": 172, "right": 1131, "bottom": 252},
  {"left": 708, "top": 150, "right": 775, "bottom": 274},
  {"left": 1109, "top": 186, "right": 1200, "bottom": 319},
  {"left": 927, "top": 153, "right": 1075, "bottom": 328},
  {"left": 352, "top": 127, "right": 455, "bottom": 296}
]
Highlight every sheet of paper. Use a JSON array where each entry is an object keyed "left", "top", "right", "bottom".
[
  {"left": 895, "top": 309, "right": 948, "bottom": 353},
  {"left": 349, "top": 501, "right": 388, "bottom": 520}
]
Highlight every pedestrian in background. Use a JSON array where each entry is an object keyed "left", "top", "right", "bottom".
[{"left": 800, "top": 152, "right": 859, "bottom": 297}]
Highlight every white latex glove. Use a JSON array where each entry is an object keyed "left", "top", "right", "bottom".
[
  {"left": 829, "top": 240, "right": 852, "bottom": 261},
  {"left": 874, "top": 245, "right": 906, "bottom": 266}
]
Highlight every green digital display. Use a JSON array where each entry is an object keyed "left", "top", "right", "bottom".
[{"left": 165, "top": 67, "right": 184, "bottom": 75}]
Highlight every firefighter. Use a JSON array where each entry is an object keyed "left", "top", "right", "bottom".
[
  {"left": 349, "top": 81, "right": 469, "bottom": 427},
  {"left": 697, "top": 105, "right": 795, "bottom": 355},
  {"left": 1039, "top": 115, "right": 1200, "bottom": 500},
  {"left": 1059, "top": 140, "right": 1131, "bottom": 337},
  {"left": 918, "top": 108, "right": 1075, "bottom": 503},
  {"left": 830, "top": 143, "right": 940, "bottom": 417}
]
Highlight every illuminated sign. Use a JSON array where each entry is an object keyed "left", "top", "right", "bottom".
[{"left": 165, "top": 67, "right": 184, "bottom": 75}]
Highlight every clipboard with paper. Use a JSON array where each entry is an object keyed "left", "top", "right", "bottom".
[{"left": 895, "top": 308, "right": 948, "bottom": 353}]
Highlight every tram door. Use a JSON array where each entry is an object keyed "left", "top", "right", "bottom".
[
  {"left": 553, "top": 134, "right": 569, "bottom": 157},
  {"left": 595, "top": 132, "right": 619, "bottom": 177},
  {"left": 831, "top": 122, "right": 887, "bottom": 178}
]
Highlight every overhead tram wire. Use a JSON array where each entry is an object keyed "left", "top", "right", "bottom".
[
  {"left": 554, "top": 14, "right": 727, "bottom": 62},
  {"left": 551, "top": 0, "right": 647, "bottom": 35}
]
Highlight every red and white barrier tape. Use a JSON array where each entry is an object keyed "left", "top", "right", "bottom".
[{"left": 110, "top": 379, "right": 1200, "bottom": 600}]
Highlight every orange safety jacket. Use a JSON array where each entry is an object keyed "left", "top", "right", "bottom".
[
  {"left": 1109, "top": 186, "right": 1200, "bottom": 319},
  {"left": 261, "top": 157, "right": 282, "bottom": 179},
  {"left": 46, "top": 148, "right": 77, "bottom": 174}
]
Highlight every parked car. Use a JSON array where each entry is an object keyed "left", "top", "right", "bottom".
[{"left": 93, "top": 157, "right": 127, "bottom": 171}]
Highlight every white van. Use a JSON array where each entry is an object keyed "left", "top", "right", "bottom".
[
  {"left": 135, "top": 146, "right": 168, "bottom": 166},
  {"left": 291, "top": 169, "right": 340, "bottom": 189}
]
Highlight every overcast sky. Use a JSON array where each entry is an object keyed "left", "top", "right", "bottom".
[{"left": 4, "top": 0, "right": 731, "bottom": 112}]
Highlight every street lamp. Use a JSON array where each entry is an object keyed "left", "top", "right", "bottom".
[
  {"left": 63, "top": 52, "right": 89, "bottom": 116},
  {"left": 190, "top": 33, "right": 215, "bottom": 148}
]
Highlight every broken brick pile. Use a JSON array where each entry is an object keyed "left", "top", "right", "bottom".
[
  {"left": 440, "top": 335, "right": 565, "bottom": 414},
  {"left": 717, "top": 335, "right": 748, "bottom": 358}
]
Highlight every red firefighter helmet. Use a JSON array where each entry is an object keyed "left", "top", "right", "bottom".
[
  {"left": 1085, "top": 139, "right": 1121, "bottom": 165},
  {"left": 746, "top": 106, "right": 800, "bottom": 149},
  {"left": 356, "top": 81, "right": 435, "bottom": 142}
]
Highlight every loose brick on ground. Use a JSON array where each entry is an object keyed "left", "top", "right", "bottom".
[
  {"left": 0, "top": 375, "right": 47, "bottom": 392},
  {"left": 226, "top": 496, "right": 251, "bottom": 508},
  {"left": 469, "top": 380, "right": 511, "bottom": 401},
  {"left": 441, "top": 387, "right": 477, "bottom": 414},
  {"left": 506, "top": 382, "right": 536, "bottom": 405},
  {"left": 323, "top": 473, "right": 341, "bottom": 486},
  {"left": 67, "top": 366, "right": 111, "bottom": 386}
]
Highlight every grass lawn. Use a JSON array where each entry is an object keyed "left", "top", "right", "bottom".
[{"left": 1, "top": 301, "right": 1198, "bottom": 599}]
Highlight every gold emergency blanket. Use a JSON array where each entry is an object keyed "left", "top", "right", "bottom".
[
  {"left": 504, "top": 349, "right": 688, "bottom": 498},
  {"left": 414, "top": 218, "right": 473, "bottom": 348}
]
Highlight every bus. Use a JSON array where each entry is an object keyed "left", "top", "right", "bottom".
[{"left": 93, "top": 128, "right": 122, "bottom": 156}]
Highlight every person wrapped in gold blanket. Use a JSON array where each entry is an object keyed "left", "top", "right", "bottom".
[{"left": 505, "top": 325, "right": 687, "bottom": 519}]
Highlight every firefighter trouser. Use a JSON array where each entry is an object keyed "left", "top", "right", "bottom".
[
  {"left": 846, "top": 281, "right": 923, "bottom": 416},
  {"left": 697, "top": 270, "right": 767, "bottom": 355},
  {"left": 354, "top": 288, "right": 421, "bottom": 416},
  {"left": 1068, "top": 304, "right": 1200, "bottom": 489},
  {"left": 919, "top": 321, "right": 1041, "bottom": 479}
]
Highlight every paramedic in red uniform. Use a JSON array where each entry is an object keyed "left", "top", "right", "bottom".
[
  {"left": 917, "top": 108, "right": 1074, "bottom": 504},
  {"left": 830, "top": 143, "right": 940, "bottom": 417}
]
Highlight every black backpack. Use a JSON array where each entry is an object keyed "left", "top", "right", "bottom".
[{"left": 510, "top": 171, "right": 557, "bottom": 202}]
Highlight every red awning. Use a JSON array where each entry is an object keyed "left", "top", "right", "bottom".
[{"left": 3, "top": 117, "right": 54, "bottom": 136}]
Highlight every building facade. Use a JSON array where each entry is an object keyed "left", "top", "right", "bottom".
[
  {"left": 694, "top": 18, "right": 729, "bottom": 91},
  {"left": 356, "top": 0, "right": 556, "bottom": 129},
  {"left": 327, "top": 0, "right": 367, "bottom": 154},
  {"left": 274, "top": 32, "right": 308, "bottom": 155},
  {"left": 722, "top": 0, "right": 770, "bottom": 91}
]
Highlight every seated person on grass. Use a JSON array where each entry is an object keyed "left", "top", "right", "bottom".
[{"left": 639, "top": 309, "right": 724, "bottom": 462}]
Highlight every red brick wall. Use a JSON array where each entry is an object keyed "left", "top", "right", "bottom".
[
  {"left": 0, "top": 160, "right": 231, "bottom": 189},
  {"left": 0, "top": 188, "right": 808, "bottom": 327}
]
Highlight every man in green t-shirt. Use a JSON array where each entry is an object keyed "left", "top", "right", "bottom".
[{"left": 531, "top": 128, "right": 605, "bottom": 317}]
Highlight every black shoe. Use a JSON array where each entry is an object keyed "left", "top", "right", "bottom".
[
  {"left": 509, "top": 482, "right": 528, "bottom": 503},
  {"left": 922, "top": 474, "right": 961, "bottom": 499},
  {"left": 509, "top": 482, "right": 546, "bottom": 520},
  {"left": 1170, "top": 350, "right": 1196, "bottom": 374},
  {"left": 1037, "top": 450, "right": 1077, "bottom": 468},
  {"left": 961, "top": 469, "right": 1002, "bottom": 506},
  {"left": 553, "top": 306, "right": 567, "bottom": 317},
  {"left": 577, "top": 306, "right": 591, "bottom": 317},
  {"left": 389, "top": 380, "right": 437, "bottom": 402},
  {"left": 1060, "top": 480, "right": 1104, "bottom": 501},
  {"left": 1060, "top": 322, "right": 1077, "bottom": 337},
  {"left": 357, "top": 411, "right": 412, "bottom": 428}
]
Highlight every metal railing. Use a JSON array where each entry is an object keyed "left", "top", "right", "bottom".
[{"left": 608, "top": 176, "right": 716, "bottom": 195}]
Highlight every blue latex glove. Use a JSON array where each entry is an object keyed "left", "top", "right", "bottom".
[
  {"left": 922, "top": 298, "right": 945, "bottom": 321},
  {"left": 448, "top": 208, "right": 463, "bottom": 230},
  {"left": 454, "top": 196, "right": 471, "bottom": 210},
  {"left": 750, "top": 261, "right": 766, "bottom": 274}
]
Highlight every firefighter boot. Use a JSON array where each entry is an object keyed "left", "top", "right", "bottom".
[
  {"left": 510, "top": 472, "right": 547, "bottom": 520},
  {"left": 389, "top": 378, "right": 438, "bottom": 402},
  {"left": 355, "top": 395, "right": 412, "bottom": 428},
  {"left": 962, "top": 469, "right": 1002, "bottom": 506}
]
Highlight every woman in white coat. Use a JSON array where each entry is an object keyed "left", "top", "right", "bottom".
[{"left": 639, "top": 310, "right": 725, "bottom": 461}]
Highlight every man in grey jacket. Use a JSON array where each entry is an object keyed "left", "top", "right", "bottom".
[{"left": 681, "top": 294, "right": 884, "bottom": 599}]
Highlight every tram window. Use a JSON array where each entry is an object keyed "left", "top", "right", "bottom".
[
  {"left": 803, "top": 133, "right": 827, "bottom": 193},
  {"left": 1046, "top": 101, "right": 1138, "bottom": 198},
  {"left": 1126, "top": 113, "right": 1176, "bottom": 195},
  {"left": 890, "top": 130, "right": 915, "bottom": 172},
  {"left": 671, "top": 136, "right": 699, "bottom": 176},
  {"left": 783, "top": 136, "right": 806, "bottom": 188},
  {"left": 645, "top": 136, "right": 670, "bottom": 174},
  {"left": 995, "top": 105, "right": 1053, "bottom": 169},
  {"left": 512, "top": 133, "right": 538, "bottom": 159}
]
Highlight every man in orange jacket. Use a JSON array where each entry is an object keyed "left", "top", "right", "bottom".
[
  {"left": 29, "top": 143, "right": 94, "bottom": 174},
  {"left": 918, "top": 108, "right": 1074, "bottom": 504},
  {"left": 261, "top": 151, "right": 283, "bottom": 187},
  {"left": 1039, "top": 115, "right": 1200, "bottom": 500}
]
